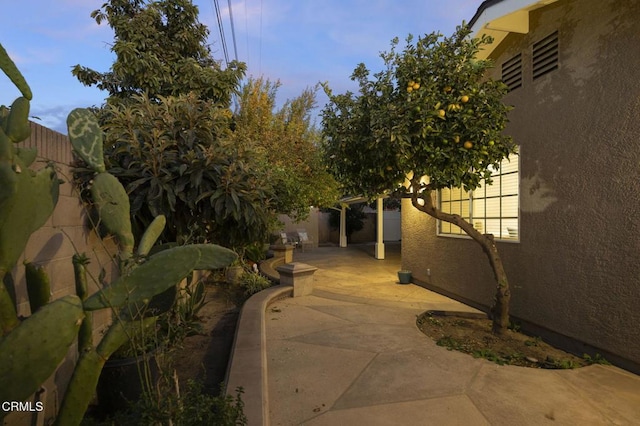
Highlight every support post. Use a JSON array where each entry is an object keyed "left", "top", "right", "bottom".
[
  {"left": 375, "top": 196, "right": 385, "bottom": 259},
  {"left": 339, "top": 204, "right": 347, "bottom": 248}
]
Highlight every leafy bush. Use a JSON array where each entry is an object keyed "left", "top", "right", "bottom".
[
  {"left": 74, "top": 93, "right": 274, "bottom": 249},
  {"left": 244, "top": 242, "right": 268, "bottom": 264},
  {"left": 239, "top": 271, "right": 272, "bottom": 298},
  {"left": 90, "top": 381, "right": 247, "bottom": 426}
]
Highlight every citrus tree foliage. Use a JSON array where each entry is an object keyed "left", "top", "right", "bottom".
[
  {"left": 232, "top": 78, "right": 339, "bottom": 220},
  {"left": 322, "top": 26, "right": 514, "bottom": 196},
  {"left": 321, "top": 25, "right": 517, "bottom": 333},
  {"left": 93, "top": 93, "right": 273, "bottom": 248},
  {"left": 73, "top": 0, "right": 244, "bottom": 104}
]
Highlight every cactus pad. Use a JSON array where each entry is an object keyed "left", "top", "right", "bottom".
[
  {"left": 83, "top": 244, "right": 235, "bottom": 310},
  {"left": 66, "top": 108, "right": 105, "bottom": 173},
  {"left": 24, "top": 261, "right": 51, "bottom": 314},
  {"left": 5, "top": 97, "right": 31, "bottom": 143},
  {"left": 0, "top": 43, "right": 32, "bottom": 100},
  {"left": 0, "top": 295, "right": 84, "bottom": 404},
  {"left": 56, "top": 317, "right": 156, "bottom": 426},
  {"left": 191, "top": 243, "right": 237, "bottom": 270},
  {"left": 0, "top": 159, "right": 59, "bottom": 274},
  {"left": 90, "top": 172, "right": 135, "bottom": 256},
  {"left": 137, "top": 214, "right": 166, "bottom": 257},
  {"left": 55, "top": 349, "right": 104, "bottom": 426},
  {"left": 15, "top": 147, "right": 37, "bottom": 167},
  {"left": 83, "top": 245, "right": 200, "bottom": 310}
]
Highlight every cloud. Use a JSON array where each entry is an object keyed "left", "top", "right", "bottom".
[
  {"left": 9, "top": 47, "right": 62, "bottom": 66},
  {"left": 29, "top": 104, "right": 74, "bottom": 135}
]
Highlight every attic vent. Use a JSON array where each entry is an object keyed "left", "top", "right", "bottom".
[
  {"left": 501, "top": 54, "right": 522, "bottom": 91},
  {"left": 533, "top": 31, "right": 559, "bottom": 79}
]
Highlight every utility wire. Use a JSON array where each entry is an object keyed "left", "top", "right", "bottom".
[
  {"left": 227, "top": 0, "right": 239, "bottom": 62},
  {"left": 212, "top": 0, "right": 230, "bottom": 66},
  {"left": 244, "top": 0, "right": 250, "bottom": 67}
]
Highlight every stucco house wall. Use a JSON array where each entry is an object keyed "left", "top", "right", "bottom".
[{"left": 402, "top": 0, "right": 640, "bottom": 372}]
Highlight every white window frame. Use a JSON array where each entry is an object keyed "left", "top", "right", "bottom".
[{"left": 437, "top": 152, "right": 520, "bottom": 242}]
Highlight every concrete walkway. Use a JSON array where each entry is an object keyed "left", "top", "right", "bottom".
[{"left": 227, "top": 244, "right": 640, "bottom": 425}]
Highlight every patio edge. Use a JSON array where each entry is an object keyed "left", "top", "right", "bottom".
[{"left": 224, "top": 284, "right": 293, "bottom": 426}]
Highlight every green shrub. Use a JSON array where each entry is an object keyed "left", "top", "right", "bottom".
[
  {"left": 91, "top": 381, "right": 247, "bottom": 426},
  {"left": 240, "top": 272, "right": 272, "bottom": 298}
]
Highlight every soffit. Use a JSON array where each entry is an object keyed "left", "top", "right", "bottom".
[{"left": 470, "top": 0, "right": 560, "bottom": 59}]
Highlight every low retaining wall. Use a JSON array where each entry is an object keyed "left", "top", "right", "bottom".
[{"left": 224, "top": 285, "right": 292, "bottom": 426}]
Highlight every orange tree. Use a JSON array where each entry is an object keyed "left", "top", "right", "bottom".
[{"left": 321, "top": 25, "right": 517, "bottom": 333}]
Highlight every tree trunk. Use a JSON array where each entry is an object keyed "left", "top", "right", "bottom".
[{"left": 411, "top": 189, "right": 511, "bottom": 334}]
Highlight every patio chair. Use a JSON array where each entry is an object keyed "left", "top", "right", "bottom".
[
  {"left": 280, "top": 231, "right": 299, "bottom": 249},
  {"left": 279, "top": 231, "right": 289, "bottom": 245},
  {"left": 296, "top": 229, "right": 313, "bottom": 251}
]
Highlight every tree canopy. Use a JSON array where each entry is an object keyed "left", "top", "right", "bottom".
[
  {"left": 321, "top": 25, "right": 517, "bottom": 333},
  {"left": 322, "top": 25, "right": 515, "bottom": 198},
  {"left": 71, "top": 1, "right": 338, "bottom": 252},
  {"left": 73, "top": 0, "right": 244, "bottom": 104},
  {"left": 232, "top": 78, "right": 340, "bottom": 221}
]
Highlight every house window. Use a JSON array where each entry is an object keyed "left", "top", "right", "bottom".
[
  {"left": 438, "top": 153, "right": 519, "bottom": 241},
  {"left": 532, "top": 31, "right": 559, "bottom": 80},
  {"left": 502, "top": 53, "right": 522, "bottom": 91}
]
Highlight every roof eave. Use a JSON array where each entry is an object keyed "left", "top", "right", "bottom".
[{"left": 469, "top": 0, "right": 560, "bottom": 59}]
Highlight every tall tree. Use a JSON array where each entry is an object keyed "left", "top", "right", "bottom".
[
  {"left": 233, "top": 78, "right": 339, "bottom": 220},
  {"left": 321, "top": 25, "right": 517, "bottom": 333},
  {"left": 73, "top": 0, "right": 244, "bottom": 104},
  {"left": 70, "top": 0, "right": 261, "bottom": 250}
]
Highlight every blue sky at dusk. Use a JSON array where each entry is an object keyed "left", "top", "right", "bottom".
[{"left": 0, "top": 1, "right": 480, "bottom": 133}]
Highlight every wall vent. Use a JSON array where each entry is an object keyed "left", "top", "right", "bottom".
[
  {"left": 532, "top": 31, "right": 559, "bottom": 79},
  {"left": 502, "top": 54, "right": 522, "bottom": 91}
]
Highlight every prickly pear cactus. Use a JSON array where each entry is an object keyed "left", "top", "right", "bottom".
[
  {"left": 24, "top": 261, "right": 51, "bottom": 313},
  {"left": 83, "top": 244, "right": 236, "bottom": 310},
  {"left": 90, "top": 172, "right": 135, "bottom": 257},
  {"left": 137, "top": 214, "right": 166, "bottom": 256},
  {"left": 72, "top": 254, "right": 93, "bottom": 353},
  {"left": 5, "top": 97, "right": 31, "bottom": 142},
  {"left": 0, "top": 156, "right": 59, "bottom": 276},
  {"left": 0, "top": 43, "right": 59, "bottom": 335},
  {"left": 67, "top": 109, "right": 136, "bottom": 258},
  {"left": 0, "top": 43, "right": 32, "bottom": 100},
  {"left": 55, "top": 317, "right": 156, "bottom": 426},
  {"left": 0, "top": 295, "right": 84, "bottom": 406},
  {"left": 66, "top": 108, "right": 105, "bottom": 173}
]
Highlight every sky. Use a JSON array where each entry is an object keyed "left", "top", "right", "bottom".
[{"left": 0, "top": 0, "right": 481, "bottom": 134}]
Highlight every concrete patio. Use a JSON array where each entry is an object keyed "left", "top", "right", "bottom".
[{"left": 226, "top": 244, "right": 640, "bottom": 425}]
